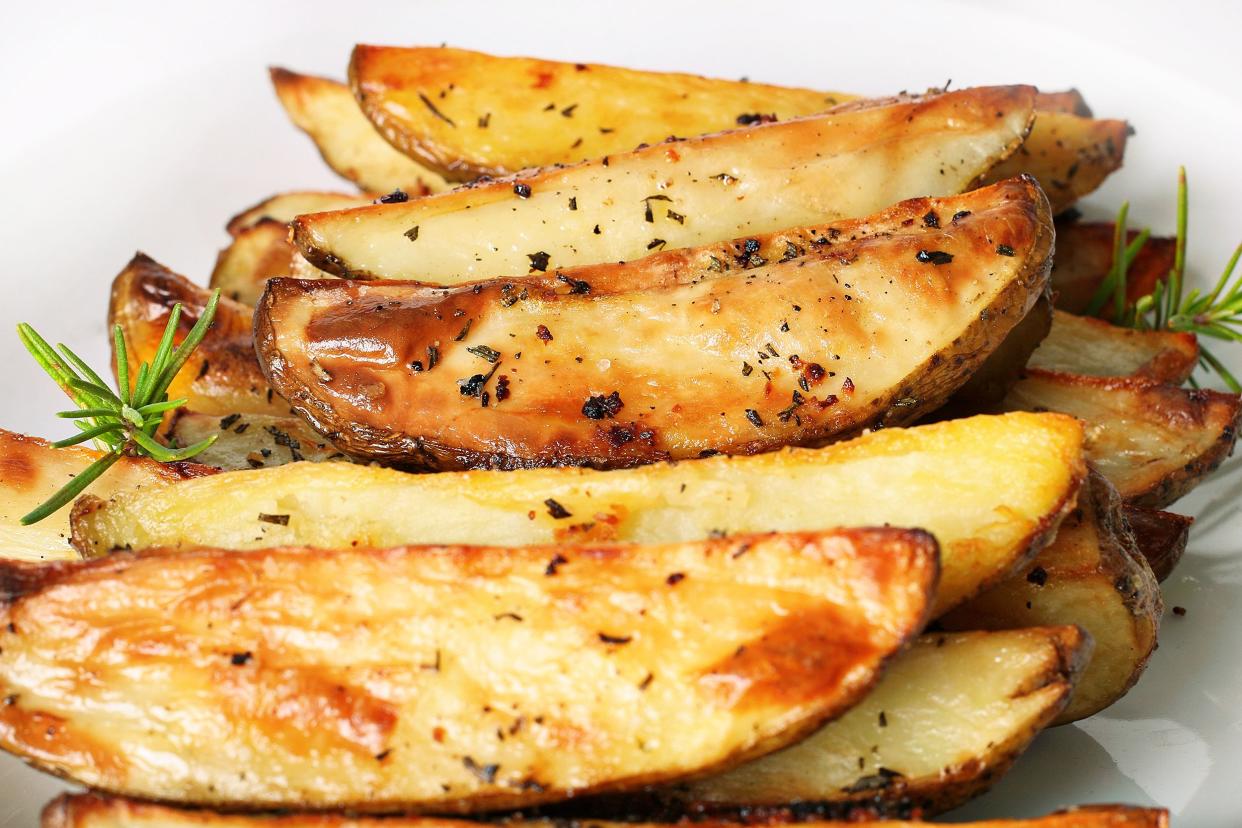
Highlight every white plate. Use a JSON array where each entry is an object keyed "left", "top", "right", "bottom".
[{"left": 2, "top": 1, "right": 1240, "bottom": 825}]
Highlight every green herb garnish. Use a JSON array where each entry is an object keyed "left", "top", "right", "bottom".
[
  {"left": 1088, "top": 167, "right": 1242, "bottom": 392},
  {"left": 16, "top": 291, "right": 221, "bottom": 524}
]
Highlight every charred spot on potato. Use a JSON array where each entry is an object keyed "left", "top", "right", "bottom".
[
  {"left": 582, "top": 391, "right": 624, "bottom": 420},
  {"left": 556, "top": 274, "right": 591, "bottom": 294},
  {"left": 230, "top": 652, "right": 253, "bottom": 666},
  {"left": 527, "top": 251, "right": 551, "bottom": 272},
  {"left": 1026, "top": 566, "right": 1048, "bottom": 586},
  {"left": 997, "top": 244, "right": 1015, "bottom": 256},
  {"left": 512, "top": 183, "right": 531, "bottom": 199},
  {"left": 916, "top": 250, "right": 954, "bottom": 265},
  {"left": 922, "top": 211, "right": 940, "bottom": 228},
  {"left": 544, "top": 499, "right": 572, "bottom": 520}
]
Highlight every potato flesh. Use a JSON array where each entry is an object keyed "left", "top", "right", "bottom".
[
  {"left": 0, "top": 530, "right": 934, "bottom": 812},
  {"left": 674, "top": 627, "right": 1085, "bottom": 813},
  {"left": 270, "top": 68, "right": 450, "bottom": 195},
  {"left": 227, "top": 191, "right": 374, "bottom": 236},
  {"left": 292, "top": 86, "right": 1035, "bottom": 282},
  {"left": 166, "top": 413, "right": 352, "bottom": 471},
  {"left": 1028, "top": 311, "right": 1197, "bottom": 383},
  {"left": 71, "top": 412, "right": 1085, "bottom": 617}
]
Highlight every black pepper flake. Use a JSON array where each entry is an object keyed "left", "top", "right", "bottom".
[
  {"left": 480, "top": 391, "right": 490, "bottom": 408},
  {"left": 666, "top": 572, "right": 685, "bottom": 586},
  {"left": 745, "top": 409, "right": 763, "bottom": 428},
  {"left": 598, "top": 633, "right": 632, "bottom": 645},
  {"left": 404, "top": 225, "right": 420, "bottom": 242},
  {"left": 1172, "top": 606, "right": 1187, "bottom": 616},
  {"left": 544, "top": 499, "right": 572, "bottom": 519},
  {"left": 568, "top": 196, "right": 577, "bottom": 211},
  {"left": 478, "top": 112, "right": 491, "bottom": 128},
  {"left": 467, "top": 344, "right": 501, "bottom": 363},
  {"left": 1026, "top": 566, "right": 1048, "bottom": 587},
  {"left": 233, "top": 422, "right": 249, "bottom": 434},
  {"left": 845, "top": 768, "right": 904, "bottom": 793},
  {"left": 593, "top": 224, "right": 601, "bottom": 234},
  {"left": 536, "top": 324, "right": 554, "bottom": 342},
  {"left": 741, "top": 361, "right": 754, "bottom": 377},
  {"left": 667, "top": 209, "right": 685, "bottom": 224},
  {"left": 459, "top": 374, "right": 487, "bottom": 397},
  {"left": 639, "top": 672, "right": 654, "bottom": 690},
  {"left": 494, "top": 612, "right": 524, "bottom": 622},
  {"left": 922, "top": 210, "right": 940, "bottom": 228},
  {"left": 410, "top": 360, "right": 424, "bottom": 373},
  {"left": 219, "top": 413, "right": 241, "bottom": 431},
  {"left": 454, "top": 319, "right": 474, "bottom": 341},
  {"left": 264, "top": 426, "right": 300, "bottom": 450},
  {"left": 878, "top": 711, "right": 888, "bottom": 727},
  {"left": 230, "top": 651, "right": 252, "bottom": 666},
  {"left": 258, "top": 513, "right": 290, "bottom": 526},
  {"left": 417, "top": 92, "right": 455, "bottom": 126},
  {"left": 462, "top": 757, "right": 499, "bottom": 784},
  {"left": 557, "top": 274, "right": 591, "bottom": 294},
  {"left": 996, "top": 243, "right": 1015, "bottom": 256},
  {"left": 378, "top": 189, "right": 409, "bottom": 204},
  {"left": 582, "top": 391, "right": 624, "bottom": 419},
  {"left": 427, "top": 345, "right": 440, "bottom": 369},
  {"left": 951, "top": 210, "right": 972, "bottom": 223},
  {"left": 513, "top": 183, "right": 532, "bottom": 199},
  {"left": 779, "top": 320, "right": 789, "bottom": 332},
  {"left": 561, "top": 104, "right": 577, "bottom": 118},
  {"left": 712, "top": 173, "right": 738, "bottom": 184},
  {"left": 916, "top": 249, "right": 954, "bottom": 265},
  {"left": 599, "top": 127, "right": 614, "bottom": 134},
  {"left": 647, "top": 238, "right": 666, "bottom": 251},
  {"left": 736, "top": 112, "right": 777, "bottom": 125},
  {"left": 545, "top": 553, "right": 569, "bottom": 575}
]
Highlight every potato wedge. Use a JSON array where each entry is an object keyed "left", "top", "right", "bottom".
[
  {"left": 0, "top": 429, "right": 211, "bottom": 563},
  {"left": 293, "top": 85, "right": 1036, "bottom": 282},
  {"left": 42, "top": 793, "right": 1170, "bottom": 828},
  {"left": 0, "top": 529, "right": 936, "bottom": 812},
  {"left": 227, "top": 191, "right": 374, "bottom": 237},
  {"left": 660, "top": 627, "right": 1088, "bottom": 817},
  {"left": 1050, "top": 222, "right": 1176, "bottom": 315},
  {"left": 349, "top": 47, "right": 1114, "bottom": 215},
  {"left": 999, "top": 370, "right": 1240, "bottom": 508},
  {"left": 942, "top": 473, "right": 1159, "bottom": 723},
  {"left": 71, "top": 412, "right": 1085, "bottom": 616},
  {"left": 270, "top": 68, "right": 450, "bottom": 195},
  {"left": 1124, "top": 506, "right": 1191, "bottom": 582},
  {"left": 263, "top": 178, "right": 1053, "bottom": 469},
  {"left": 111, "top": 254, "right": 287, "bottom": 418},
  {"left": 1027, "top": 311, "right": 1198, "bottom": 383},
  {"left": 166, "top": 412, "right": 353, "bottom": 470},
  {"left": 210, "top": 221, "right": 304, "bottom": 305}
]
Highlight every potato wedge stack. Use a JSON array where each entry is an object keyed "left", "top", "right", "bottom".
[{"left": 2, "top": 41, "right": 1234, "bottom": 828}]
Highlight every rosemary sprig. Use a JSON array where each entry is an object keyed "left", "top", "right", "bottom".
[
  {"left": 17, "top": 291, "right": 221, "bottom": 524},
  {"left": 1088, "top": 167, "right": 1242, "bottom": 393}
]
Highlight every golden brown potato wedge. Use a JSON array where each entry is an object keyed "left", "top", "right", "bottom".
[
  {"left": 0, "top": 429, "right": 211, "bottom": 563},
  {"left": 71, "top": 412, "right": 1085, "bottom": 617},
  {"left": 227, "top": 191, "right": 375, "bottom": 237},
  {"left": 1050, "top": 222, "right": 1176, "bottom": 315},
  {"left": 978, "top": 112, "right": 1127, "bottom": 216},
  {"left": 1028, "top": 311, "right": 1198, "bottom": 383},
  {"left": 166, "top": 411, "right": 353, "bottom": 470},
  {"left": 43, "top": 793, "right": 1170, "bottom": 828},
  {"left": 1124, "top": 506, "right": 1192, "bottom": 582},
  {"left": 999, "top": 369, "right": 1240, "bottom": 508},
  {"left": 942, "top": 473, "right": 1160, "bottom": 723},
  {"left": 263, "top": 178, "right": 1053, "bottom": 469},
  {"left": 270, "top": 68, "right": 450, "bottom": 195},
  {"left": 293, "top": 85, "right": 1037, "bottom": 282},
  {"left": 111, "top": 254, "right": 287, "bottom": 418},
  {"left": 349, "top": 47, "right": 1114, "bottom": 215},
  {"left": 210, "top": 221, "right": 305, "bottom": 306},
  {"left": 656, "top": 627, "right": 1088, "bottom": 818},
  {"left": 0, "top": 529, "right": 936, "bottom": 812}
]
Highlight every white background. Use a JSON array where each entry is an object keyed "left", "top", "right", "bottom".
[{"left": 1, "top": 1, "right": 1241, "bottom": 825}]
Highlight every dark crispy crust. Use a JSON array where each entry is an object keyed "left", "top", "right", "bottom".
[
  {"left": 1123, "top": 506, "right": 1192, "bottom": 583},
  {"left": 259, "top": 178, "right": 1054, "bottom": 471}
]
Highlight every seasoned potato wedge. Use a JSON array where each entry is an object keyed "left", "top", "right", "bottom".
[
  {"left": 166, "top": 412, "right": 352, "bottom": 470},
  {"left": 71, "top": 412, "right": 1085, "bottom": 616},
  {"left": 270, "top": 68, "right": 450, "bottom": 195},
  {"left": 661, "top": 627, "right": 1088, "bottom": 817},
  {"left": 111, "top": 254, "right": 287, "bottom": 418},
  {"left": 0, "top": 529, "right": 936, "bottom": 812},
  {"left": 1124, "top": 506, "right": 1191, "bottom": 583},
  {"left": 999, "top": 370, "right": 1240, "bottom": 508},
  {"left": 210, "top": 221, "right": 306, "bottom": 306},
  {"left": 1050, "top": 222, "right": 1176, "bottom": 315},
  {"left": 293, "top": 85, "right": 1037, "bottom": 282},
  {"left": 262, "top": 178, "right": 1053, "bottom": 469},
  {"left": 42, "top": 793, "right": 1170, "bottom": 828},
  {"left": 1028, "top": 311, "right": 1198, "bottom": 383},
  {"left": 0, "top": 429, "right": 211, "bottom": 563},
  {"left": 943, "top": 473, "right": 1159, "bottom": 723},
  {"left": 349, "top": 47, "right": 1114, "bottom": 215},
  {"left": 227, "top": 191, "right": 374, "bottom": 237}
]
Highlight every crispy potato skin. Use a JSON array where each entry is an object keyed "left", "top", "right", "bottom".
[
  {"left": 1000, "top": 370, "right": 1241, "bottom": 508},
  {"left": 111, "top": 254, "right": 288, "bottom": 418},
  {"left": 270, "top": 68, "right": 449, "bottom": 195},
  {"left": 0, "top": 429, "right": 212, "bottom": 563},
  {"left": 944, "top": 290, "right": 1054, "bottom": 412},
  {"left": 1029, "top": 312, "right": 1198, "bottom": 384},
  {"left": 70, "top": 412, "right": 1086, "bottom": 617},
  {"left": 262, "top": 179, "right": 1053, "bottom": 470},
  {"left": 943, "top": 473, "right": 1160, "bottom": 722},
  {"left": 42, "top": 793, "right": 1170, "bottom": 828},
  {"left": 1, "top": 529, "right": 935, "bottom": 812},
  {"left": 655, "top": 627, "right": 1089, "bottom": 818},
  {"left": 293, "top": 86, "right": 1036, "bottom": 283},
  {"left": 1051, "top": 222, "right": 1177, "bottom": 315},
  {"left": 1123, "top": 506, "right": 1191, "bottom": 582}
]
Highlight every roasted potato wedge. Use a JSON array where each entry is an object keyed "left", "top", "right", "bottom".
[
  {"left": 71, "top": 412, "right": 1085, "bottom": 616},
  {"left": 1050, "top": 222, "right": 1176, "bottom": 315},
  {"left": 943, "top": 473, "right": 1159, "bottom": 723},
  {"left": 999, "top": 370, "right": 1241, "bottom": 508},
  {"left": 263, "top": 178, "right": 1053, "bottom": 469},
  {"left": 42, "top": 793, "right": 1170, "bottom": 828},
  {"left": 1028, "top": 311, "right": 1198, "bottom": 383},
  {"left": 0, "top": 429, "right": 211, "bottom": 563},
  {"left": 270, "top": 68, "right": 450, "bottom": 195},
  {"left": 657, "top": 627, "right": 1088, "bottom": 818},
  {"left": 349, "top": 47, "right": 1114, "bottom": 214},
  {"left": 210, "top": 221, "right": 306, "bottom": 306},
  {"left": 166, "top": 412, "right": 352, "bottom": 470},
  {"left": 111, "top": 254, "right": 287, "bottom": 418},
  {"left": 293, "top": 85, "right": 1036, "bottom": 282},
  {"left": 0, "top": 529, "right": 936, "bottom": 812},
  {"left": 1124, "top": 506, "right": 1191, "bottom": 583},
  {"left": 227, "top": 191, "right": 374, "bottom": 237}
]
